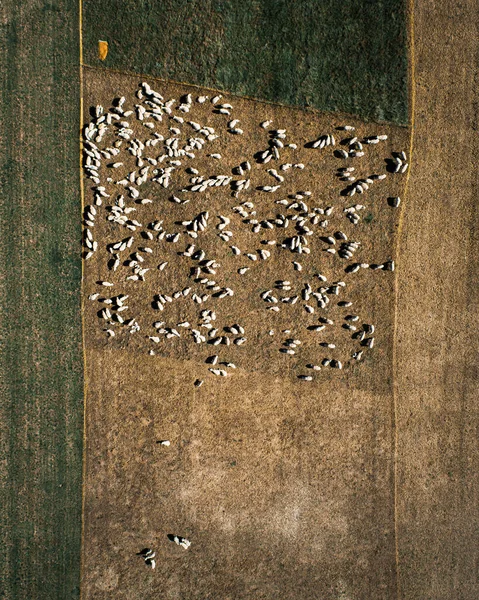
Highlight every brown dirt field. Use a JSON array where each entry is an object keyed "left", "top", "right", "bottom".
[
  {"left": 81, "top": 67, "right": 409, "bottom": 599},
  {"left": 395, "top": 1, "right": 479, "bottom": 599}
]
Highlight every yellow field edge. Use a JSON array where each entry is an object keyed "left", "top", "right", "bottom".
[
  {"left": 79, "top": 0, "right": 87, "bottom": 597},
  {"left": 393, "top": 0, "right": 416, "bottom": 598}
]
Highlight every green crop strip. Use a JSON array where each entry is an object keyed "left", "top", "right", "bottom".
[
  {"left": 83, "top": 0, "right": 408, "bottom": 124},
  {"left": 0, "top": 1, "right": 83, "bottom": 599}
]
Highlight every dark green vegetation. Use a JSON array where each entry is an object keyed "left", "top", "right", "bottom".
[
  {"left": 0, "top": 1, "right": 83, "bottom": 599},
  {"left": 83, "top": 0, "right": 408, "bottom": 124}
]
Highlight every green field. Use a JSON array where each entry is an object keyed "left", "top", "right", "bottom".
[
  {"left": 0, "top": 1, "right": 83, "bottom": 599},
  {"left": 82, "top": 0, "right": 408, "bottom": 124}
]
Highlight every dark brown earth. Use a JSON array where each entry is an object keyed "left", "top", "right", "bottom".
[{"left": 81, "top": 68, "right": 409, "bottom": 599}]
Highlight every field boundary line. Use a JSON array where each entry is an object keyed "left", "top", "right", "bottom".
[
  {"left": 79, "top": 0, "right": 88, "bottom": 597},
  {"left": 393, "top": 1, "right": 416, "bottom": 598}
]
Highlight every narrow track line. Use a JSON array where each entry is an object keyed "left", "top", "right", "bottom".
[
  {"left": 393, "top": 1, "right": 416, "bottom": 598},
  {"left": 79, "top": 0, "right": 88, "bottom": 598}
]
